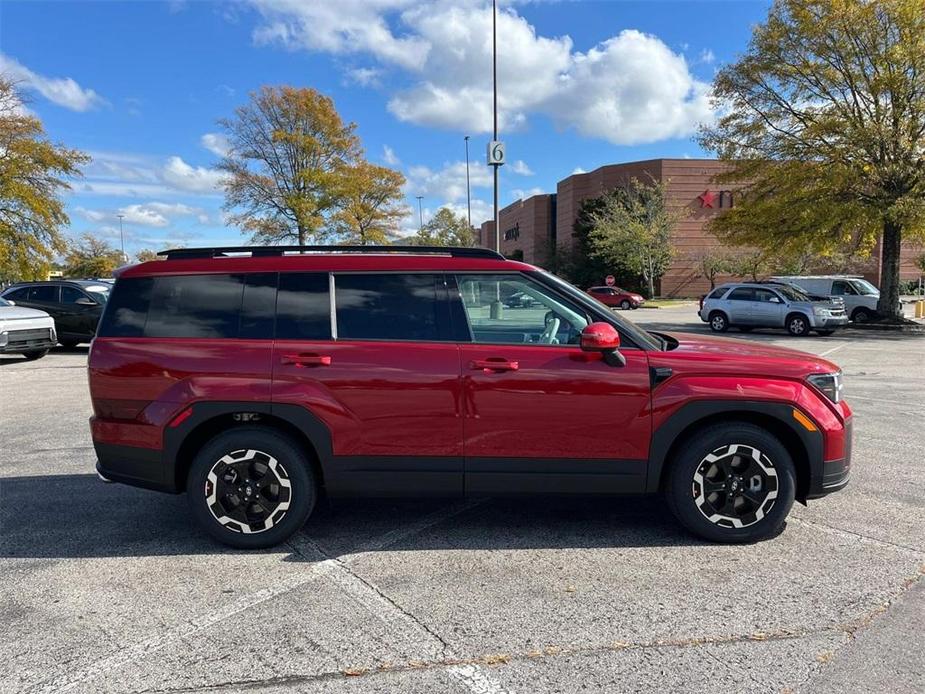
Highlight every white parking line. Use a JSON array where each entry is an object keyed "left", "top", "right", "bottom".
[
  {"left": 28, "top": 499, "right": 487, "bottom": 694},
  {"left": 818, "top": 343, "right": 850, "bottom": 358},
  {"left": 448, "top": 663, "right": 512, "bottom": 694}
]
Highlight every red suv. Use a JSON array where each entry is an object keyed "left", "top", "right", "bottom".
[
  {"left": 88, "top": 246, "right": 852, "bottom": 548},
  {"left": 587, "top": 285, "right": 645, "bottom": 310}
]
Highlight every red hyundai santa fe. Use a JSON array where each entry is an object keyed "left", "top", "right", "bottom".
[{"left": 88, "top": 246, "right": 852, "bottom": 548}]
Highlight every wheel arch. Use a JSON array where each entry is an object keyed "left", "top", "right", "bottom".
[
  {"left": 165, "top": 402, "right": 332, "bottom": 494},
  {"left": 648, "top": 401, "right": 820, "bottom": 502},
  {"left": 785, "top": 310, "right": 811, "bottom": 329}
]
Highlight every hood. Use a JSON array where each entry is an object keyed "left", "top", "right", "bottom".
[
  {"left": 0, "top": 305, "right": 51, "bottom": 321},
  {"left": 653, "top": 332, "right": 840, "bottom": 377}
]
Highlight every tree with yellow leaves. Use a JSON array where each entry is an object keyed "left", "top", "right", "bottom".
[
  {"left": 700, "top": 0, "right": 925, "bottom": 320},
  {"left": 332, "top": 161, "right": 407, "bottom": 245},
  {"left": 0, "top": 77, "right": 89, "bottom": 282}
]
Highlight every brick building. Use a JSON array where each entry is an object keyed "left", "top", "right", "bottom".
[{"left": 479, "top": 158, "right": 921, "bottom": 296}]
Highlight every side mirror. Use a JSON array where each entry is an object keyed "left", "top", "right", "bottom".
[
  {"left": 581, "top": 322, "right": 621, "bottom": 351},
  {"left": 76, "top": 297, "right": 96, "bottom": 306},
  {"left": 770, "top": 296, "right": 781, "bottom": 303},
  {"left": 5, "top": 299, "right": 14, "bottom": 305}
]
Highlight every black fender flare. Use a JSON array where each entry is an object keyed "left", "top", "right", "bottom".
[{"left": 646, "top": 400, "right": 824, "bottom": 496}]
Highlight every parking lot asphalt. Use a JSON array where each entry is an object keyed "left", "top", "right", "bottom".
[{"left": 1, "top": 307, "right": 922, "bottom": 694}]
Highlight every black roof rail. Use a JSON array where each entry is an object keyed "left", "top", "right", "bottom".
[{"left": 157, "top": 245, "right": 505, "bottom": 261}]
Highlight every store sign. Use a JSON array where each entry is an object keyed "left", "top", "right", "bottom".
[
  {"left": 698, "top": 189, "right": 735, "bottom": 209},
  {"left": 503, "top": 223, "right": 520, "bottom": 241}
]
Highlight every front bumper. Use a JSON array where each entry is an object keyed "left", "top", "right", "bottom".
[
  {"left": 807, "top": 416, "right": 852, "bottom": 498},
  {"left": 0, "top": 326, "right": 56, "bottom": 353},
  {"left": 812, "top": 314, "right": 849, "bottom": 329}
]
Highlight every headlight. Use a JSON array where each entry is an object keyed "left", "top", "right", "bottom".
[
  {"left": 0, "top": 331, "right": 7, "bottom": 347},
  {"left": 813, "top": 306, "right": 829, "bottom": 316},
  {"left": 807, "top": 371, "right": 843, "bottom": 403}
]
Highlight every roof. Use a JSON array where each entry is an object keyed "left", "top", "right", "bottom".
[{"left": 120, "top": 245, "right": 534, "bottom": 278}]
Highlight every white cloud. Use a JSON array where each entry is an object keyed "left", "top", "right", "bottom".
[
  {"left": 571, "top": 167, "right": 586, "bottom": 175},
  {"left": 0, "top": 53, "right": 105, "bottom": 112},
  {"left": 406, "top": 160, "right": 492, "bottom": 203},
  {"left": 244, "top": 3, "right": 714, "bottom": 145},
  {"left": 440, "top": 199, "right": 492, "bottom": 227},
  {"left": 699, "top": 48, "right": 716, "bottom": 65},
  {"left": 201, "top": 132, "right": 231, "bottom": 157},
  {"left": 161, "top": 156, "right": 227, "bottom": 194},
  {"left": 382, "top": 145, "right": 400, "bottom": 166},
  {"left": 510, "top": 186, "right": 545, "bottom": 201},
  {"left": 76, "top": 201, "right": 204, "bottom": 228},
  {"left": 511, "top": 159, "right": 533, "bottom": 176},
  {"left": 250, "top": 0, "right": 428, "bottom": 70},
  {"left": 347, "top": 67, "right": 383, "bottom": 87}
]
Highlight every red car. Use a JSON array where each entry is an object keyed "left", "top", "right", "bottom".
[
  {"left": 587, "top": 285, "right": 645, "bottom": 310},
  {"left": 89, "top": 245, "right": 851, "bottom": 548}
]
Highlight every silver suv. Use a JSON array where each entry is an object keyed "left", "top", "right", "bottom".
[{"left": 699, "top": 282, "right": 848, "bottom": 336}]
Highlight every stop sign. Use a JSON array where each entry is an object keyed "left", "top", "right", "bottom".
[{"left": 605, "top": 275, "right": 615, "bottom": 287}]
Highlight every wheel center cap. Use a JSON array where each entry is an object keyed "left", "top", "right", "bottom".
[{"left": 729, "top": 478, "right": 741, "bottom": 493}]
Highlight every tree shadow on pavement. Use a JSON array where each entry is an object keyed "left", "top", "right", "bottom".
[{"left": 0, "top": 474, "right": 716, "bottom": 560}]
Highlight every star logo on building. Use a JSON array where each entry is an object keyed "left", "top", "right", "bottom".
[{"left": 698, "top": 190, "right": 717, "bottom": 208}]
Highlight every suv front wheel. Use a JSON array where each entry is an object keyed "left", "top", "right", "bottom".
[
  {"left": 665, "top": 423, "right": 796, "bottom": 543},
  {"left": 187, "top": 427, "right": 316, "bottom": 549}
]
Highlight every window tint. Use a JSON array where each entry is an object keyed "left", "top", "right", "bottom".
[
  {"left": 754, "top": 289, "right": 780, "bottom": 303},
  {"left": 97, "top": 277, "right": 155, "bottom": 337},
  {"left": 4, "top": 288, "right": 29, "bottom": 302},
  {"left": 335, "top": 273, "right": 444, "bottom": 341},
  {"left": 727, "top": 287, "right": 754, "bottom": 301},
  {"left": 61, "top": 286, "right": 87, "bottom": 304},
  {"left": 239, "top": 273, "right": 277, "bottom": 339},
  {"left": 707, "top": 287, "right": 728, "bottom": 300},
  {"left": 277, "top": 272, "right": 331, "bottom": 340},
  {"left": 28, "top": 285, "right": 58, "bottom": 302},
  {"left": 457, "top": 274, "right": 589, "bottom": 346},
  {"left": 145, "top": 274, "right": 244, "bottom": 338}
]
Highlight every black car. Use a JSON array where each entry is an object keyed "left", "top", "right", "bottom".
[{"left": 1, "top": 280, "right": 110, "bottom": 347}]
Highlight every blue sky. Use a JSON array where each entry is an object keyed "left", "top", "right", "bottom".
[{"left": 2, "top": 0, "right": 770, "bottom": 256}]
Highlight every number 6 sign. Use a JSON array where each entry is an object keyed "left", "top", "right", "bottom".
[{"left": 487, "top": 140, "right": 505, "bottom": 166}]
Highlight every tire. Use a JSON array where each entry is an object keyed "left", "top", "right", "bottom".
[
  {"left": 851, "top": 308, "right": 872, "bottom": 323},
  {"left": 186, "top": 427, "right": 316, "bottom": 549},
  {"left": 786, "top": 313, "right": 809, "bottom": 336},
  {"left": 59, "top": 339, "right": 80, "bottom": 349},
  {"left": 708, "top": 311, "right": 729, "bottom": 332},
  {"left": 22, "top": 349, "right": 49, "bottom": 361},
  {"left": 816, "top": 330, "right": 834, "bottom": 336},
  {"left": 620, "top": 300, "right": 631, "bottom": 310},
  {"left": 665, "top": 423, "right": 796, "bottom": 543}
]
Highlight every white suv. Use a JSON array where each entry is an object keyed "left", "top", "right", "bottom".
[
  {"left": 771, "top": 276, "right": 880, "bottom": 323},
  {"left": 0, "top": 297, "right": 57, "bottom": 360}
]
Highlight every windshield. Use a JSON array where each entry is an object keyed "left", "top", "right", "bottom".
[
  {"left": 849, "top": 279, "right": 879, "bottom": 295},
  {"left": 535, "top": 269, "right": 662, "bottom": 350},
  {"left": 775, "top": 284, "right": 811, "bottom": 302}
]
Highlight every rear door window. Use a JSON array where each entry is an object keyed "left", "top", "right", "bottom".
[
  {"left": 727, "top": 288, "right": 755, "bottom": 301},
  {"left": 334, "top": 273, "right": 448, "bottom": 341},
  {"left": 28, "top": 285, "right": 59, "bottom": 303},
  {"left": 276, "top": 272, "right": 331, "bottom": 340}
]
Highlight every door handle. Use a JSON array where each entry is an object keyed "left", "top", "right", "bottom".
[
  {"left": 470, "top": 358, "right": 519, "bottom": 373},
  {"left": 281, "top": 353, "right": 332, "bottom": 367}
]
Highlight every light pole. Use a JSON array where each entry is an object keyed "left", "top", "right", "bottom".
[
  {"left": 416, "top": 196, "right": 424, "bottom": 233},
  {"left": 116, "top": 214, "right": 126, "bottom": 262},
  {"left": 464, "top": 135, "right": 472, "bottom": 230},
  {"left": 492, "top": 0, "right": 499, "bottom": 254}
]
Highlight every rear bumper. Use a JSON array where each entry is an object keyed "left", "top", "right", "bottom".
[{"left": 94, "top": 441, "right": 177, "bottom": 493}]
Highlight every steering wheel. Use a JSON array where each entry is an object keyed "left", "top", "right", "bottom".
[{"left": 539, "top": 312, "right": 561, "bottom": 344}]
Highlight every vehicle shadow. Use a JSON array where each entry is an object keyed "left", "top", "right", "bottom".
[
  {"left": 0, "top": 345, "right": 89, "bottom": 367},
  {"left": 0, "top": 474, "right": 714, "bottom": 560}
]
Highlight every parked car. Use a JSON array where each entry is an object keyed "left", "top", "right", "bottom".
[
  {"left": 587, "top": 286, "right": 645, "bottom": 310},
  {"left": 89, "top": 245, "right": 852, "bottom": 548},
  {"left": 700, "top": 282, "right": 848, "bottom": 336},
  {"left": 771, "top": 275, "right": 880, "bottom": 323},
  {"left": 503, "top": 291, "right": 539, "bottom": 308},
  {"left": 0, "top": 297, "right": 57, "bottom": 360},
  {"left": 1, "top": 280, "right": 110, "bottom": 347}
]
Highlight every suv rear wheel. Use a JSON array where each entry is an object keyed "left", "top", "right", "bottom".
[
  {"left": 187, "top": 427, "right": 316, "bottom": 549},
  {"left": 708, "top": 311, "right": 729, "bottom": 332},
  {"left": 665, "top": 423, "right": 796, "bottom": 543}
]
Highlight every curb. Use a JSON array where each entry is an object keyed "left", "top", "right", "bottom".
[{"left": 848, "top": 323, "right": 925, "bottom": 334}]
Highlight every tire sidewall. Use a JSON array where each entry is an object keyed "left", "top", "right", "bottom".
[
  {"left": 787, "top": 314, "right": 808, "bottom": 336},
  {"left": 709, "top": 312, "right": 728, "bottom": 332},
  {"left": 187, "top": 427, "right": 316, "bottom": 549},
  {"left": 666, "top": 424, "right": 796, "bottom": 543}
]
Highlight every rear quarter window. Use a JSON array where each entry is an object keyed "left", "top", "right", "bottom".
[{"left": 97, "top": 278, "right": 155, "bottom": 337}]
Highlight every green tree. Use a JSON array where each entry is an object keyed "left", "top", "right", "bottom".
[
  {"left": 567, "top": 195, "right": 615, "bottom": 288},
  {"left": 135, "top": 249, "right": 159, "bottom": 262},
  {"left": 699, "top": 0, "right": 925, "bottom": 320},
  {"left": 409, "top": 207, "right": 476, "bottom": 247},
  {"left": 697, "top": 249, "right": 736, "bottom": 290},
  {"left": 586, "top": 178, "right": 681, "bottom": 299},
  {"left": 64, "top": 233, "right": 123, "bottom": 278},
  {"left": 332, "top": 161, "right": 406, "bottom": 245},
  {"left": 0, "top": 77, "right": 89, "bottom": 282},
  {"left": 218, "top": 86, "right": 362, "bottom": 245}
]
